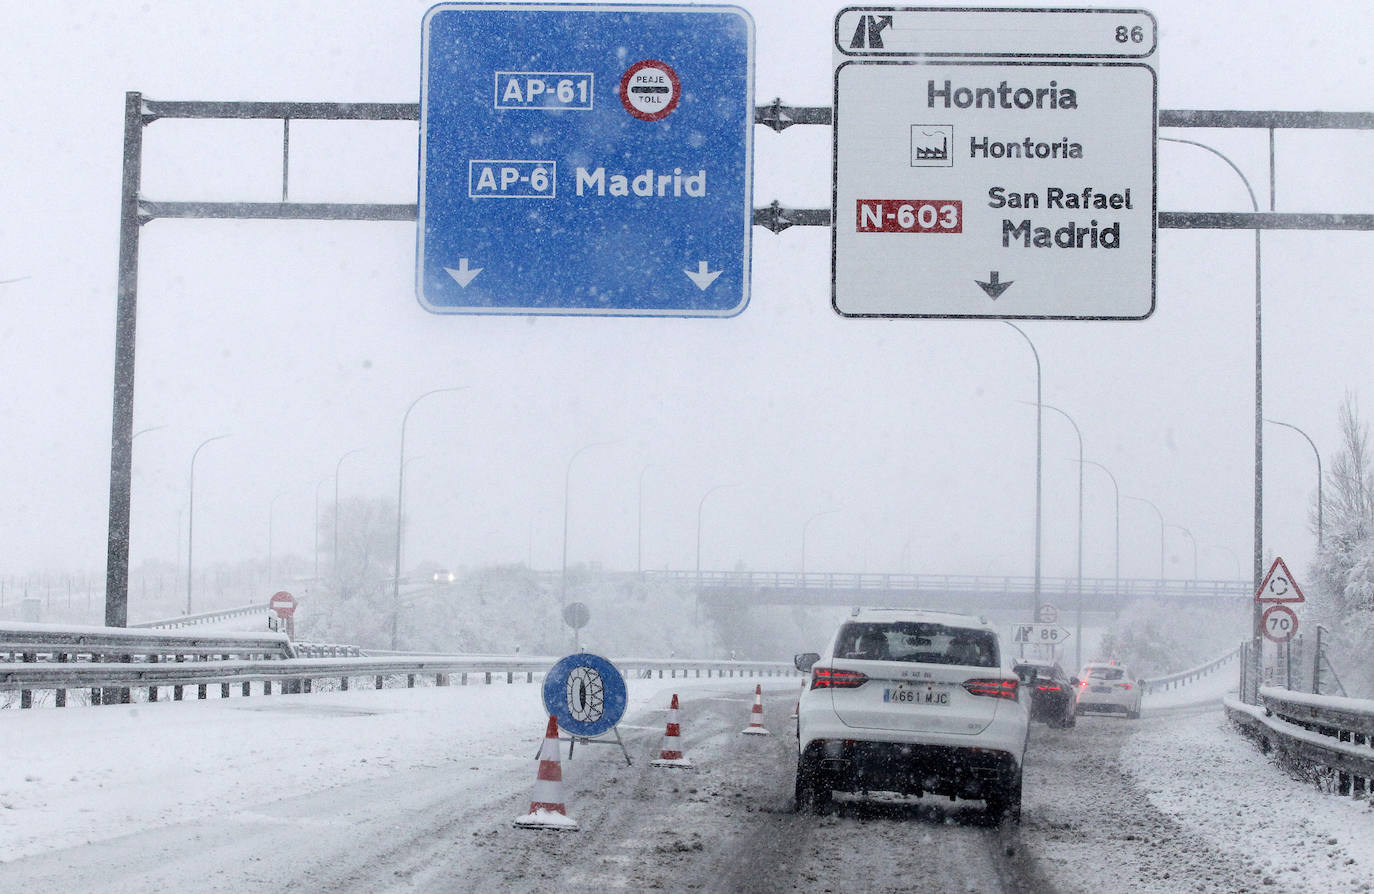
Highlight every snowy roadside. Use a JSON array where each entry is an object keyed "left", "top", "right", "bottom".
[
  {"left": 1021, "top": 668, "right": 1374, "bottom": 893},
  {"left": 1125, "top": 688, "right": 1374, "bottom": 892},
  {"left": 0, "top": 673, "right": 772, "bottom": 864}
]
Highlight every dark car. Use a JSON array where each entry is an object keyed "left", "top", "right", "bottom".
[{"left": 1013, "top": 659, "right": 1078, "bottom": 728}]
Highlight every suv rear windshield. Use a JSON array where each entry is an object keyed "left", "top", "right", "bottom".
[
  {"left": 834, "top": 621, "right": 999, "bottom": 668},
  {"left": 1086, "top": 667, "right": 1126, "bottom": 681}
]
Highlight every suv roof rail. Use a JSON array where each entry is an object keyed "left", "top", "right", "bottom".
[{"left": 848, "top": 606, "right": 991, "bottom": 625}]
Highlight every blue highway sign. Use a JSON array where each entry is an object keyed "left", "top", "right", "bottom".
[
  {"left": 542, "top": 653, "right": 628, "bottom": 738},
  {"left": 418, "top": 4, "right": 755, "bottom": 316}
]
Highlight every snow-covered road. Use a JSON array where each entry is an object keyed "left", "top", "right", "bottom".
[{"left": 0, "top": 671, "right": 1369, "bottom": 892}]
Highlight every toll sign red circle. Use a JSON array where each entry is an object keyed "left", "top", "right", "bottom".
[{"left": 619, "top": 59, "right": 681, "bottom": 121}]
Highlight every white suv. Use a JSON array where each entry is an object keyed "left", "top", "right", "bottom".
[
  {"left": 1074, "top": 661, "right": 1143, "bottom": 719},
  {"left": 794, "top": 608, "right": 1030, "bottom": 821}
]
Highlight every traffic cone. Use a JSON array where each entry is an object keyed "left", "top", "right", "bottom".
[
  {"left": 741, "top": 683, "right": 771, "bottom": 735},
  {"left": 791, "top": 677, "right": 806, "bottom": 720},
  {"left": 651, "top": 694, "right": 693, "bottom": 769},
  {"left": 513, "top": 715, "right": 578, "bottom": 830}
]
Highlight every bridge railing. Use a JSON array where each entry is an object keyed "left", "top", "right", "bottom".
[
  {"left": 1227, "top": 687, "right": 1374, "bottom": 800},
  {"left": 0, "top": 622, "right": 797, "bottom": 708},
  {"left": 643, "top": 570, "right": 1252, "bottom": 600}
]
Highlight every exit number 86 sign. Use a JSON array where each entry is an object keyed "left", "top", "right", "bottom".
[
  {"left": 1013, "top": 623, "right": 1071, "bottom": 644},
  {"left": 856, "top": 199, "right": 962, "bottom": 234}
]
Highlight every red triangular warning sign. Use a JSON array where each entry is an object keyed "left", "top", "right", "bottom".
[{"left": 1255, "top": 556, "right": 1305, "bottom": 604}]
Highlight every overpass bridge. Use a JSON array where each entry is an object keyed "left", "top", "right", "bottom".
[{"left": 637, "top": 570, "right": 1254, "bottom": 614}]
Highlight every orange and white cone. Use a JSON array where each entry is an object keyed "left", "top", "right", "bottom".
[
  {"left": 741, "top": 683, "right": 771, "bottom": 736},
  {"left": 651, "top": 694, "right": 694, "bottom": 769},
  {"left": 513, "top": 715, "right": 578, "bottom": 830},
  {"left": 791, "top": 678, "right": 806, "bottom": 720}
]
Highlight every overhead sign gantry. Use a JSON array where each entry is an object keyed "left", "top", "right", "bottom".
[
  {"left": 418, "top": 3, "right": 755, "bottom": 316},
  {"left": 831, "top": 7, "right": 1158, "bottom": 319}
]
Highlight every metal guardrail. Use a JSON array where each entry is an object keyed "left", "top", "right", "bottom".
[
  {"left": 1226, "top": 688, "right": 1374, "bottom": 799},
  {"left": 131, "top": 602, "right": 269, "bottom": 629},
  {"left": 0, "top": 623, "right": 797, "bottom": 708},
  {"left": 643, "top": 570, "right": 1253, "bottom": 601},
  {"left": 1141, "top": 646, "right": 1241, "bottom": 695},
  {"left": 0, "top": 623, "right": 290, "bottom": 659}
]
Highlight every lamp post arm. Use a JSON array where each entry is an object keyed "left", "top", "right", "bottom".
[
  {"left": 185, "top": 434, "right": 229, "bottom": 615},
  {"left": 1081, "top": 460, "right": 1120, "bottom": 595},
  {"left": 1125, "top": 495, "right": 1166, "bottom": 580},
  {"left": 391, "top": 387, "right": 466, "bottom": 649},
  {"left": 1265, "top": 418, "right": 1324, "bottom": 547},
  {"left": 1004, "top": 322, "right": 1043, "bottom": 614}
]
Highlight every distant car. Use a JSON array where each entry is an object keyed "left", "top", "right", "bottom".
[
  {"left": 1075, "top": 661, "right": 1143, "bottom": 719},
  {"left": 1013, "top": 659, "right": 1078, "bottom": 728},
  {"left": 794, "top": 608, "right": 1030, "bottom": 822}
]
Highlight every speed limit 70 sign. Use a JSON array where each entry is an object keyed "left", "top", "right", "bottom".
[{"left": 1262, "top": 604, "right": 1299, "bottom": 643}]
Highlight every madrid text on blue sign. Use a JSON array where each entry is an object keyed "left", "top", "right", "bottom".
[{"left": 418, "top": 4, "right": 755, "bottom": 316}]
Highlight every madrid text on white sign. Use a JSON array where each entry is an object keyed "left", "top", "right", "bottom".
[{"left": 832, "top": 8, "right": 1158, "bottom": 320}]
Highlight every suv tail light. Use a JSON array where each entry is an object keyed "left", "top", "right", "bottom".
[
  {"left": 963, "top": 678, "right": 1019, "bottom": 700},
  {"left": 811, "top": 667, "right": 869, "bottom": 690}
]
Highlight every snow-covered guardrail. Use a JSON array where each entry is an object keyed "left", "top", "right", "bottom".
[
  {"left": 130, "top": 602, "right": 270, "bottom": 629},
  {"left": 0, "top": 622, "right": 294, "bottom": 707},
  {"left": 0, "top": 622, "right": 798, "bottom": 708},
  {"left": 1140, "top": 646, "right": 1241, "bottom": 695},
  {"left": 1225, "top": 688, "right": 1374, "bottom": 799}
]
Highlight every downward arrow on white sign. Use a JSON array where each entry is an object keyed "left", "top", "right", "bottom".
[
  {"left": 444, "top": 258, "right": 483, "bottom": 288},
  {"left": 684, "top": 261, "right": 722, "bottom": 291}
]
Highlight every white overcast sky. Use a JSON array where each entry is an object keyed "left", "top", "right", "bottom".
[{"left": 2, "top": 1, "right": 1371, "bottom": 597}]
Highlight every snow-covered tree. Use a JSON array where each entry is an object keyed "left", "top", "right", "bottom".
[{"left": 1307, "top": 394, "right": 1374, "bottom": 696}]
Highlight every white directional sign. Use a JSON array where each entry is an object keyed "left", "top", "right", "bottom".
[
  {"left": 1013, "top": 623, "right": 1073, "bottom": 645},
  {"left": 832, "top": 8, "right": 1158, "bottom": 319}
]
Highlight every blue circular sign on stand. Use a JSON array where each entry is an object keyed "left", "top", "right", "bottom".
[{"left": 542, "top": 653, "right": 628, "bottom": 739}]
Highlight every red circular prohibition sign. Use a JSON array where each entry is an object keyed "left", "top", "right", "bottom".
[
  {"left": 1261, "top": 604, "right": 1298, "bottom": 643},
  {"left": 618, "top": 59, "right": 681, "bottom": 121}
]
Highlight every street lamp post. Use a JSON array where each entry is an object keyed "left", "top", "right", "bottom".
[
  {"left": 1162, "top": 135, "right": 1264, "bottom": 700},
  {"left": 1080, "top": 459, "right": 1120, "bottom": 602},
  {"left": 638, "top": 463, "right": 658, "bottom": 574},
  {"left": 695, "top": 484, "right": 739, "bottom": 581},
  {"left": 1169, "top": 524, "right": 1198, "bottom": 581},
  {"left": 695, "top": 483, "right": 738, "bottom": 621},
  {"left": 1003, "top": 322, "right": 1042, "bottom": 615},
  {"left": 186, "top": 434, "right": 229, "bottom": 615},
  {"left": 1206, "top": 543, "right": 1243, "bottom": 579},
  {"left": 900, "top": 535, "right": 915, "bottom": 575},
  {"left": 1124, "top": 495, "right": 1166, "bottom": 581},
  {"left": 1038, "top": 402, "right": 1083, "bottom": 669},
  {"left": 267, "top": 488, "right": 291, "bottom": 589},
  {"left": 332, "top": 447, "right": 365, "bottom": 579},
  {"left": 801, "top": 508, "right": 842, "bottom": 575},
  {"left": 312, "top": 475, "right": 330, "bottom": 581},
  {"left": 391, "top": 387, "right": 467, "bottom": 650},
  {"left": 559, "top": 440, "right": 617, "bottom": 638},
  {"left": 1265, "top": 418, "right": 1323, "bottom": 547}
]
